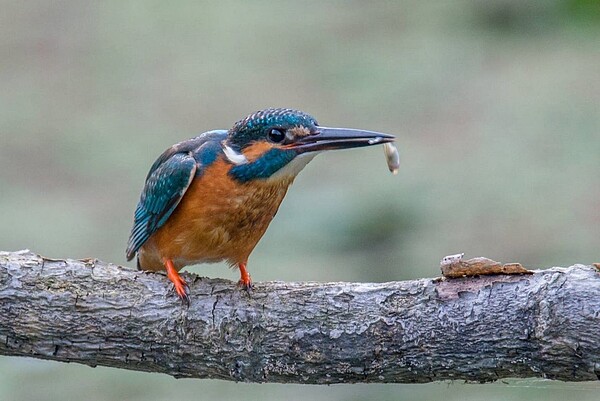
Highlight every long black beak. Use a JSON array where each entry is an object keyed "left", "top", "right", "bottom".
[{"left": 290, "top": 127, "right": 395, "bottom": 153}]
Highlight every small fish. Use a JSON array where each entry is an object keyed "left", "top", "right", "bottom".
[{"left": 383, "top": 142, "right": 400, "bottom": 175}]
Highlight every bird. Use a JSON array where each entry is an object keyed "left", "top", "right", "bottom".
[{"left": 126, "top": 108, "right": 395, "bottom": 302}]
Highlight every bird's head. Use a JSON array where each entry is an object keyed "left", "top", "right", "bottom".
[{"left": 223, "top": 108, "right": 395, "bottom": 183}]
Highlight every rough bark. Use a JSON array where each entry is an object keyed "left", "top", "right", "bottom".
[{"left": 0, "top": 250, "right": 599, "bottom": 383}]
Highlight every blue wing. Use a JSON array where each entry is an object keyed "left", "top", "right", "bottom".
[
  {"left": 125, "top": 130, "right": 228, "bottom": 261},
  {"left": 126, "top": 152, "right": 197, "bottom": 260}
]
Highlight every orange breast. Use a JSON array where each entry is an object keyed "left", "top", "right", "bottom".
[{"left": 138, "top": 158, "right": 294, "bottom": 271}]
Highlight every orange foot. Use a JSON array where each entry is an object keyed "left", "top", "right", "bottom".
[
  {"left": 237, "top": 262, "right": 253, "bottom": 292},
  {"left": 163, "top": 258, "right": 190, "bottom": 304}
]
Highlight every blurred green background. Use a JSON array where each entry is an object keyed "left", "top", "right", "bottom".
[{"left": 1, "top": 0, "right": 599, "bottom": 400}]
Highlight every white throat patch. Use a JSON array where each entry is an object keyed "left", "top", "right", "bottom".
[
  {"left": 267, "top": 152, "right": 319, "bottom": 181},
  {"left": 222, "top": 143, "right": 248, "bottom": 165}
]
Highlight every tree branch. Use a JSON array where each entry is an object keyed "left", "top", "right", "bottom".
[{"left": 1, "top": 250, "right": 599, "bottom": 383}]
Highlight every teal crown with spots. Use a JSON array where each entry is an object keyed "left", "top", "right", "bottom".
[{"left": 228, "top": 108, "right": 318, "bottom": 149}]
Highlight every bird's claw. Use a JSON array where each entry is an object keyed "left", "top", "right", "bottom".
[
  {"left": 237, "top": 278, "right": 254, "bottom": 294},
  {"left": 237, "top": 262, "right": 252, "bottom": 293},
  {"left": 172, "top": 277, "right": 190, "bottom": 306},
  {"left": 178, "top": 284, "right": 191, "bottom": 306},
  {"left": 164, "top": 259, "right": 190, "bottom": 306}
]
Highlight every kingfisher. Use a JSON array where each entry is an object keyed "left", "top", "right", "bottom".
[{"left": 126, "top": 108, "right": 395, "bottom": 302}]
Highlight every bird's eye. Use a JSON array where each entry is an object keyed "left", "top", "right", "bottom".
[{"left": 268, "top": 128, "right": 286, "bottom": 143}]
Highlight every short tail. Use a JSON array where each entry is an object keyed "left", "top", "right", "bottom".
[{"left": 125, "top": 238, "right": 136, "bottom": 261}]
